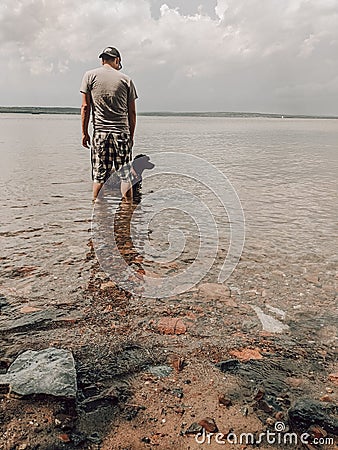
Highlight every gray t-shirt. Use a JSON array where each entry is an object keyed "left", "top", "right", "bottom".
[{"left": 80, "top": 65, "right": 138, "bottom": 133}]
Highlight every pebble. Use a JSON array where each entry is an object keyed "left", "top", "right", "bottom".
[
  {"left": 308, "top": 424, "right": 327, "bottom": 439},
  {"left": 172, "top": 356, "right": 185, "bottom": 372},
  {"left": 266, "top": 417, "right": 275, "bottom": 426},
  {"left": 286, "top": 377, "right": 304, "bottom": 388},
  {"left": 87, "top": 432, "right": 101, "bottom": 444},
  {"left": 171, "top": 388, "right": 184, "bottom": 399},
  {"left": 185, "top": 422, "right": 203, "bottom": 434},
  {"left": 253, "top": 388, "right": 265, "bottom": 401},
  {"left": 58, "top": 434, "right": 70, "bottom": 443},
  {"left": 219, "top": 395, "right": 232, "bottom": 407},
  {"left": 69, "top": 431, "right": 86, "bottom": 447},
  {"left": 257, "top": 399, "right": 274, "bottom": 413},
  {"left": 304, "top": 274, "right": 319, "bottom": 284},
  {"left": 275, "top": 411, "right": 284, "bottom": 420},
  {"left": 198, "top": 417, "right": 218, "bottom": 433},
  {"left": 328, "top": 373, "right": 338, "bottom": 385},
  {"left": 100, "top": 281, "right": 116, "bottom": 290}
]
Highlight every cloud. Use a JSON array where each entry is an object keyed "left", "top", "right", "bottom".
[{"left": 0, "top": 0, "right": 337, "bottom": 113}]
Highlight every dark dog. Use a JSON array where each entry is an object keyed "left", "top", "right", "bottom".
[{"left": 131, "top": 154, "right": 155, "bottom": 202}]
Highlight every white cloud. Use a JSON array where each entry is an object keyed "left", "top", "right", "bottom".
[{"left": 0, "top": 0, "right": 337, "bottom": 114}]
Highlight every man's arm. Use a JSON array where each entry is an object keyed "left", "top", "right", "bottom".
[
  {"left": 128, "top": 99, "right": 136, "bottom": 147},
  {"left": 81, "top": 92, "right": 91, "bottom": 148}
]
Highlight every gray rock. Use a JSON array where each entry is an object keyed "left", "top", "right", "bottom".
[
  {"left": 0, "top": 308, "right": 83, "bottom": 333},
  {"left": 288, "top": 398, "right": 338, "bottom": 434},
  {"left": 147, "top": 365, "right": 173, "bottom": 378},
  {"left": 0, "top": 347, "right": 77, "bottom": 398},
  {"left": 251, "top": 305, "right": 289, "bottom": 333},
  {"left": 185, "top": 422, "right": 203, "bottom": 434},
  {"left": 0, "top": 309, "right": 57, "bottom": 333}
]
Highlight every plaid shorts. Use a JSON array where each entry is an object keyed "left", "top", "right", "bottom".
[{"left": 91, "top": 131, "right": 132, "bottom": 183}]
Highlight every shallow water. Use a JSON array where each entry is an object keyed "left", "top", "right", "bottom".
[{"left": 0, "top": 114, "right": 337, "bottom": 337}]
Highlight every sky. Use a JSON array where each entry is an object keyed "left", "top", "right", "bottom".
[{"left": 1, "top": 0, "right": 338, "bottom": 115}]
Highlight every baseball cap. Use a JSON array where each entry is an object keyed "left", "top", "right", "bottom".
[{"left": 99, "top": 46, "right": 122, "bottom": 69}]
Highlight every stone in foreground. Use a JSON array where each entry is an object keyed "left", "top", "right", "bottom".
[{"left": 0, "top": 347, "right": 77, "bottom": 398}]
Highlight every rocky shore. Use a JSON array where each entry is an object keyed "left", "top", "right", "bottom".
[{"left": 0, "top": 235, "right": 337, "bottom": 450}]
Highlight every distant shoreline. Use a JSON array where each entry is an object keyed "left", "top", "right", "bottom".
[{"left": 0, "top": 106, "right": 337, "bottom": 119}]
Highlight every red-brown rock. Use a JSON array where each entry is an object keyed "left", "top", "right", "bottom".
[
  {"left": 157, "top": 318, "right": 187, "bottom": 335},
  {"left": 198, "top": 417, "right": 218, "bottom": 433},
  {"left": 58, "top": 434, "right": 70, "bottom": 443},
  {"left": 229, "top": 348, "right": 263, "bottom": 361},
  {"left": 308, "top": 425, "right": 327, "bottom": 439},
  {"left": 172, "top": 356, "right": 185, "bottom": 372},
  {"left": 218, "top": 395, "right": 232, "bottom": 407},
  {"left": 328, "top": 373, "right": 338, "bottom": 385}
]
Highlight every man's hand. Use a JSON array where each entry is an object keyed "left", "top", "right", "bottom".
[
  {"left": 81, "top": 92, "right": 91, "bottom": 148},
  {"left": 82, "top": 133, "right": 91, "bottom": 148},
  {"left": 128, "top": 99, "right": 136, "bottom": 148}
]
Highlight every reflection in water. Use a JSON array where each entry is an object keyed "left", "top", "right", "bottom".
[
  {"left": 92, "top": 153, "right": 157, "bottom": 294},
  {"left": 93, "top": 178, "right": 147, "bottom": 296},
  {"left": 113, "top": 199, "right": 145, "bottom": 275}
]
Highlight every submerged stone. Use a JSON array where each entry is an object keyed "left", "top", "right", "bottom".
[
  {"left": 251, "top": 305, "right": 289, "bottom": 333},
  {"left": 0, "top": 347, "right": 77, "bottom": 398},
  {"left": 198, "top": 282, "right": 231, "bottom": 300}
]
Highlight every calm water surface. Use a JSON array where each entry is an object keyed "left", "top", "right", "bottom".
[{"left": 0, "top": 114, "right": 337, "bottom": 322}]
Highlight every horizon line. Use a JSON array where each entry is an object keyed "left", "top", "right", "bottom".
[{"left": 0, "top": 105, "right": 337, "bottom": 119}]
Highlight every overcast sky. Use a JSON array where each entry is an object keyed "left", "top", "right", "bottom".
[{"left": 1, "top": 0, "right": 338, "bottom": 114}]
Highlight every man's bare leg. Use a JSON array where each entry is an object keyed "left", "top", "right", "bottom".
[
  {"left": 93, "top": 182, "right": 104, "bottom": 201},
  {"left": 121, "top": 180, "right": 133, "bottom": 200}
]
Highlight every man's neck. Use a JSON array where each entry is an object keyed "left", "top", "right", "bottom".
[{"left": 103, "top": 62, "right": 117, "bottom": 70}]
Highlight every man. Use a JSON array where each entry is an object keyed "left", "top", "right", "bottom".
[{"left": 80, "top": 47, "right": 137, "bottom": 200}]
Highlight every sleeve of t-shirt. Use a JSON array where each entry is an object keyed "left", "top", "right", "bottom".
[
  {"left": 128, "top": 79, "right": 138, "bottom": 102},
  {"left": 80, "top": 72, "right": 90, "bottom": 94}
]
